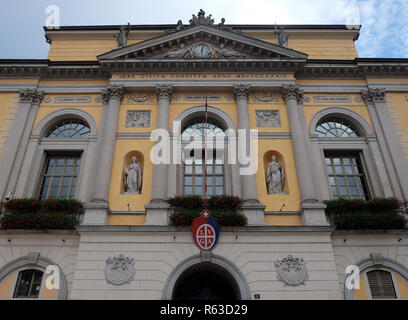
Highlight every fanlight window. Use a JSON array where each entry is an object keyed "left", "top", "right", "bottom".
[
  {"left": 47, "top": 119, "right": 90, "bottom": 138},
  {"left": 316, "top": 119, "right": 360, "bottom": 138},
  {"left": 182, "top": 120, "right": 225, "bottom": 139}
]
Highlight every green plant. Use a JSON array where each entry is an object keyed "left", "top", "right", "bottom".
[
  {"left": 3, "top": 198, "right": 83, "bottom": 215},
  {"left": 169, "top": 208, "right": 247, "bottom": 227},
  {"left": 0, "top": 212, "right": 79, "bottom": 230},
  {"left": 324, "top": 197, "right": 406, "bottom": 230},
  {"left": 3, "top": 198, "right": 41, "bottom": 214},
  {"left": 324, "top": 198, "right": 401, "bottom": 215},
  {"left": 333, "top": 212, "right": 406, "bottom": 230}
]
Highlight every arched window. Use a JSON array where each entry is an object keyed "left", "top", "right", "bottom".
[
  {"left": 13, "top": 269, "right": 44, "bottom": 298},
  {"left": 37, "top": 119, "right": 91, "bottom": 199},
  {"left": 182, "top": 120, "right": 226, "bottom": 139},
  {"left": 366, "top": 270, "right": 397, "bottom": 299},
  {"left": 182, "top": 119, "right": 225, "bottom": 197},
  {"left": 316, "top": 118, "right": 360, "bottom": 138},
  {"left": 46, "top": 119, "right": 90, "bottom": 138},
  {"left": 313, "top": 115, "right": 371, "bottom": 200}
]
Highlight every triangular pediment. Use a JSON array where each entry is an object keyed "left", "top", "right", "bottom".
[{"left": 98, "top": 24, "right": 308, "bottom": 61}]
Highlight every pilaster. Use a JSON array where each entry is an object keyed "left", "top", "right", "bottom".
[
  {"left": 362, "top": 88, "right": 408, "bottom": 202},
  {"left": 281, "top": 85, "right": 328, "bottom": 226},
  {"left": 145, "top": 85, "right": 173, "bottom": 226},
  {"left": 84, "top": 85, "right": 124, "bottom": 225},
  {"left": 233, "top": 84, "right": 265, "bottom": 225},
  {"left": 0, "top": 89, "right": 44, "bottom": 200}
]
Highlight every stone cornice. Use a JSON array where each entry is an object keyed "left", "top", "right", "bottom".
[
  {"left": 281, "top": 84, "right": 304, "bottom": 103},
  {"left": 101, "top": 85, "right": 125, "bottom": 103},
  {"left": 19, "top": 89, "right": 44, "bottom": 104},
  {"left": 233, "top": 84, "right": 251, "bottom": 100},
  {"left": 361, "top": 88, "right": 386, "bottom": 103},
  {"left": 155, "top": 84, "right": 173, "bottom": 101},
  {"left": 0, "top": 58, "right": 407, "bottom": 80}
]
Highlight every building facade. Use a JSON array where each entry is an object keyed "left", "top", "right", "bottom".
[{"left": 0, "top": 10, "right": 408, "bottom": 300}]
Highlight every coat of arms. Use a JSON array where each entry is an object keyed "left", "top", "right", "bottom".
[
  {"left": 192, "top": 210, "right": 220, "bottom": 251},
  {"left": 105, "top": 254, "right": 135, "bottom": 285},
  {"left": 274, "top": 255, "right": 308, "bottom": 287}
]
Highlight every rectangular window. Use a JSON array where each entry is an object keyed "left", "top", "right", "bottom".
[
  {"left": 367, "top": 270, "right": 397, "bottom": 299},
  {"left": 14, "top": 270, "right": 43, "bottom": 298},
  {"left": 324, "top": 151, "right": 370, "bottom": 200},
  {"left": 38, "top": 153, "right": 81, "bottom": 200},
  {"left": 184, "top": 150, "right": 224, "bottom": 197}
]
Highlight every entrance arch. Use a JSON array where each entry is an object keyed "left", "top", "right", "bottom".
[{"left": 163, "top": 254, "right": 251, "bottom": 300}]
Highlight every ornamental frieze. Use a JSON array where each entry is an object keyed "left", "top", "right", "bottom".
[
  {"left": 125, "top": 111, "right": 151, "bottom": 128},
  {"left": 255, "top": 110, "right": 281, "bottom": 127}
]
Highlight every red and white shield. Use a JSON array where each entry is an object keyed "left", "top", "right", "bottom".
[{"left": 192, "top": 215, "right": 216, "bottom": 251}]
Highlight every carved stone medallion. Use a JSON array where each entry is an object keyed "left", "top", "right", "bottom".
[
  {"left": 125, "top": 111, "right": 151, "bottom": 127},
  {"left": 275, "top": 255, "right": 308, "bottom": 286},
  {"left": 105, "top": 254, "right": 135, "bottom": 285}
]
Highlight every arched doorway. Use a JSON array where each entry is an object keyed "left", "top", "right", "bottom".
[
  {"left": 173, "top": 262, "right": 239, "bottom": 300},
  {"left": 163, "top": 255, "right": 251, "bottom": 300}
]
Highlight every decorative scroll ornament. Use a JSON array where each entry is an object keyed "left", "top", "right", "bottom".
[
  {"left": 127, "top": 93, "right": 154, "bottom": 103},
  {"left": 275, "top": 255, "right": 308, "bottom": 286},
  {"left": 253, "top": 93, "right": 280, "bottom": 103},
  {"left": 155, "top": 85, "right": 173, "bottom": 101},
  {"left": 19, "top": 89, "right": 44, "bottom": 104},
  {"left": 233, "top": 84, "right": 251, "bottom": 100},
  {"left": 281, "top": 85, "right": 304, "bottom": 103},
  {"left": 105, "top": 254, "right": 135, "bottom": 285},
  {"left": 102, "top": 85, "right": 125, "bottom": 103},
  {"left": 361, "top": 88, "right": 386, "bottom": 103}
]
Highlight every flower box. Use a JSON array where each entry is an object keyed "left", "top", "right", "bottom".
[
  {"left": 167, "top": 195, "right": 247, "bottom": 227},
  {"left": 1, "top": 198, "right": 83, "bottom": 230},
  {"left": 324, "top": 198, "right": 406, "bottom": 230}
]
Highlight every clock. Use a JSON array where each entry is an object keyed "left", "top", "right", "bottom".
[{"left": 194, "top": 44, "right": 211, "bottom": 56}]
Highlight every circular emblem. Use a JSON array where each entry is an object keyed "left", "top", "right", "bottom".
[
  {"left": 194, "top": 44, "right": 211, "bottom": 56},
  {"left": 195, "top": 224, "right": 216, "bottom": 250}
]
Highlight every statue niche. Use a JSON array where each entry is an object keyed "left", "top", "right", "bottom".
[
  {"left": 266, "top": 153, "right": 285, "bottom": 194},
  {"left": 124, "top": 155, "right": 142, "bottom": 194}
]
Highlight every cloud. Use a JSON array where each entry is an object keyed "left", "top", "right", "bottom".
[{"left": 0, "top": 0, "right": 406, "bottom": 58}]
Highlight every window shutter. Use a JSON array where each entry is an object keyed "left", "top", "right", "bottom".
[{"left": 367, "top": 270, "right": 397, "bottom": 299}]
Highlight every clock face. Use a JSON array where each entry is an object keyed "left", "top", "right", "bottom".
[{"left": 194, "top": 44, "right": 211, "bottom": 56}]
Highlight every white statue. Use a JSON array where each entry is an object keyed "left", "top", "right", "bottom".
[
  {"left": 267, "top": 155, "right": 285, "bottom": 194},
  {"left": 124, "top": 156, "right": 142, "bottom": 194}
]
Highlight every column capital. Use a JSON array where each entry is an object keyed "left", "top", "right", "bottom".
[
  {"left": 361, "top": 88, "right": 386, "bottom": 103},
  {"left": 102, "top": 85, "right": 125, "bottom": 103},
  {"left": 19, "top": 89, "right": 44, "bottom": 104},
  {"left": 155, "top": 84, "right": 173, "bottom": 101},
  {"left": 281, "top": 85, "right": 303, "bottom": 103},
  {"left": 233, "top": 84, "right": 251, "bottom": 101}
]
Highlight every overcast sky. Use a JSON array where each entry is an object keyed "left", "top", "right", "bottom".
[{"left": 0, "top": 0, "right": 407, "bottom": 59}]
